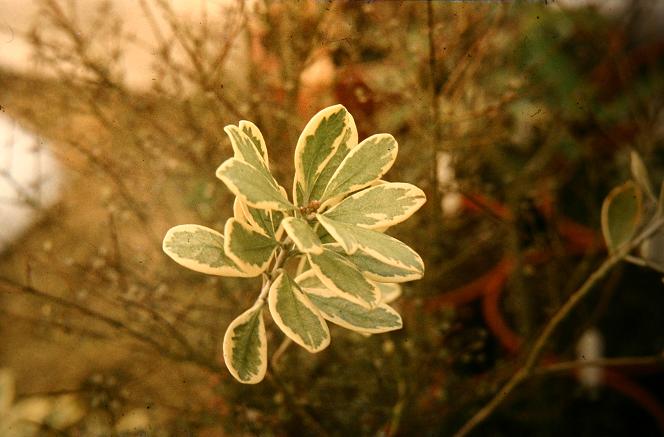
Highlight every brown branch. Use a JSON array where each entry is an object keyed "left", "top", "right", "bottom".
[
  {"left": 0, "top": 276, "right": 221, "bottom": 374},
  {"left": 533, "top": 355, "right": 664, "bottom": 377}
]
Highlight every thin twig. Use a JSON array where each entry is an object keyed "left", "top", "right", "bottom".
[
  {"left": 0, "top": 276, "right": 221, "bottom": 373},
  {"left": 271, "top": 337, "right": 293, "bottom": 369},
  {"left": 533, "top": 355, "right": 664, "bottom": 377},
  {"left": 427, "top": 0, "right": 442, "bottom": 225},
  {"left": 454, "top": 217, "right": 664, "bottom": 437}
]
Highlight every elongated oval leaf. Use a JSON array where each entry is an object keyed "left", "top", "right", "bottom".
[
  {"left": 308, "top": 121, "right": 358, "bottom": 203},
  {"left": 297, "top": 269, "right": 403, "bottom": 303},
  {"left": 282, "top": 217, "right": 323, "bottom": 254},
  {"left": 268, "top": 272, "right": 330, "bottom": 352},
  {"left": 316, "top": 215, "right": 424, "bottom": 277},
  {"left": 222, "top": 303, "right": 267, "bottom": 384},
  {"left": 376, "top": 282, "right": 402, "bottom": 304},
  {"left": 242, "top": 201, "right": 280, "bottom": 238},
  {"left": 307, "top": 248, "right": 380, "bottom": 307},
  {"left": 225, "top": 125, "right": 271, "bottom": 178},
  {"left": 295, "top": 272, "right": 402, "bottom": 334},
  {"left": 326, "top": 243, "right": 422, "bottom": 283},
  {"left": 216, "top": 158, "right": 292, "bottom": 211},
  {"left": 601, "top": 181, "right": 642, "bottom": 253},
  {"left": 316, "top": 214, "right": 359, "bottom": 254},
  {"left": 239, "top": 120, "right": 269, "bottom": 168},
  {"left": 163, "top": 225, "right": 251, "bottom": 277},
  {"left": 323, "top": 182, "right": 426, "bottom": 229},
  {"left": 293, "top": 105, "right": 357, "bottom": 206},
  {"left": 224, "top": 218, "right": 279, "bottom": 276},
  {"left": 320, "top": 134, "right": 398, "bottom": 207}
]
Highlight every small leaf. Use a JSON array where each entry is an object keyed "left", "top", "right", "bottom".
[
  {"left": 295, "top": 269, "right": 325, "bottom": 289},
  {"left": 296, "top": 271, "right": 402, "bottom": 334},
  {"left": 293, "top": 105, "right": 357, "bottom": 206},
  {"left": 601, "top": 181, "right": 643, "bottom": 253},
  {"left": 268, "top": 272, "right": 330, "bottom": 352},
  {"left": 320, "top": 133, "right": 398, "bottom": 207},
  {"left": 245, "top": 203, "right": 280, "bottom": 238},
  {"left": 307, "top": 248, "right": 380, "bottom": 307},
  {"left": 163, "top": 225, "right": 251, "bottom": 277},
  {"left": 225, "top": 125, "right": 272, "bottom": 178},
  {"left": 222, "top": 303, "right": 267, "bottom": 384},
  {"left": 316, "top": 215, "right": 424, "bottom": 276},
  {"left": 216, "top": 158, "right": 292, "bottom": 211},
  {"left": 376, "top": 282, "right": 402, "bottom": 304},
  {"left": 630, "top": 150, "right": 654, "bottom": 201},
  {"left": 326, "top": 243, "right": 423, "bottom": 283},
  {"left": 282, "top": 217, "right": 323, "bottom": 254},
  {"left": 239, "top": 120, "right": 269, "bottom": 168},
  {"left": 224, "top": 218, "right": 279, "bottom": 276},
  {"left": 323, "top": 182, "right": 426, "bottom": 229},
  {"left": 316, "top": 213, "right": 359, "bottom": 254}
]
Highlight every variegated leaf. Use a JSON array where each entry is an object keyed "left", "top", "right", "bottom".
[
  {"left": 216, "top": 158, "right": 292, "bottom": 211},
  {"left": 308, "top": 118, "right": 358, "bottom": 203},
  {"left": 293, "top": 105, "right": 357, "bottom": 206},
  {"left": 376, "top": 282, "right": 402, "bottom": 304},
  {"left": 225, "top": 124, "right": 271, "bottom": 177},
  {"left": 239, "top": 120, "right": 269, "bottom": 168},
  {"left": 245, "top": 203, "right": 279, "bottom": 238},
  {"left": 316, "top": 216, "right": 424, "bottom": 279},
  {"left": 295, "top": 269, "right": 325, "bottom": 290},
  {"left": 323, "top": 182, "right": 426, "bottom": 229},
  {"left": 316, "top": 214, "right": 360, "bottom": 254},
  {"left": 268, "top": 272, "right": 330, "bottom": 352},
  {"left": 282, "top": 217, "right": 323, "bottom": 254},
  {"left": 222, "top": 303, "right": 267, "bottom": 384},
  {"left": 162, "top": 225, "right": 251, "bottom": 277},
  {"left": 307, "top": 247, "right": 380, "bottom": 307},
  {"left": 224, "top": 218, "right": 279, "bottom": 276},
  {"left": 233, "top": 198, "right": 251, "bottom": 225},
  {"left": 296, "top": 271, "right": 402, "bottom": 334},
  {"left": 320, "top": 134, "right": 398, "bottom": 207},
  {"left": 327, "top": 243, "right": 423, "bottom": 283}
]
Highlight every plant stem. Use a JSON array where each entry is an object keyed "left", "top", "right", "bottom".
[
  {"left": 533, "top": 355, "right": 664, "bottom": 377},
  {"left": 256, "top": 239, "right": 292, "bottom": 305},
  {"left": 271, "top": 337, "right": 293, "bottom": 369},
  {"left": 427, "top": 0, "right": 442, "bottom": 225},
  {"left": 454, "top": 217, "right": 664, "bottom": 437}
]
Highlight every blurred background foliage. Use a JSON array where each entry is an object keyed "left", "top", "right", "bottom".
[{"left": 0, "top": 0, "right": 663, "bottom": 435}]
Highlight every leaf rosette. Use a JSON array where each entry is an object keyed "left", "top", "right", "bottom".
[{"left": 163, "top": 105, "right": 426, "bottom": 383}]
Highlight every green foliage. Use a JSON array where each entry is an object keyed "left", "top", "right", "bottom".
[{"left": 163, "top": 105, "right": 426, "bottom": 383}]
